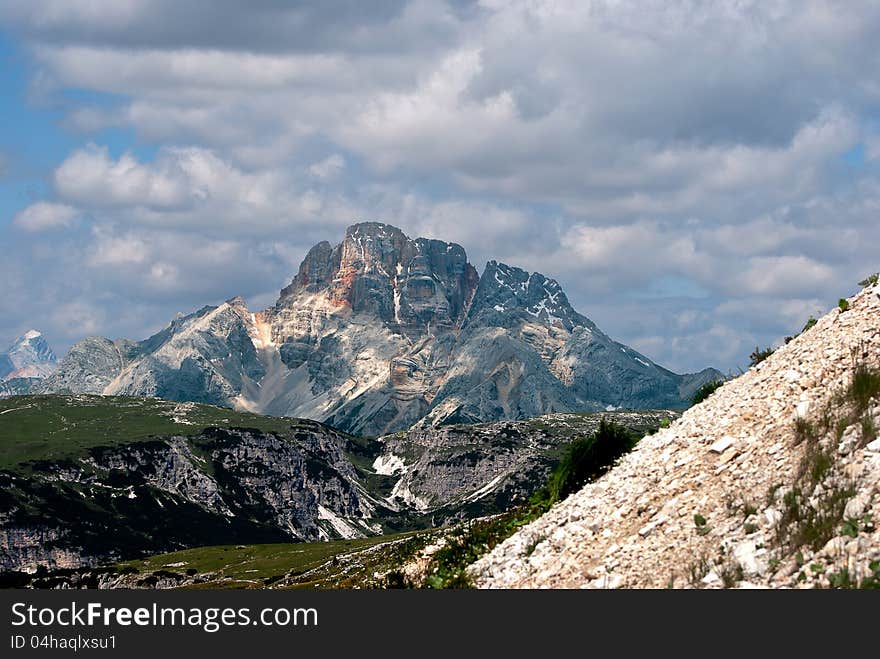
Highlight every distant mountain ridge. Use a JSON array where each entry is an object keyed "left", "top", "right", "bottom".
[
  {"left": 35, "top": 222, "right": 721, "bottom": 434},
  {"left": 0, "top": 330, "right": 57, "bottom": 382}
]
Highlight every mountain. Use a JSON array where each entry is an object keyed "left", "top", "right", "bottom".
[
  {"left": 0, "top": 394, "right": 674, "bottom": 572},
  {"left": 0, "top": 330, "right": 57, "bottom": 381},
  {"left": 470, "top": 281, "right": 880, "bottom": 589},
  {"left": 37, "top": 222, "right": 721, "bottom": 434}
]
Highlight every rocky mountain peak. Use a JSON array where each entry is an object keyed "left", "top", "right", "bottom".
[
  {"left": 31, "top": 221, "right": 722, "bottom": 435},
  {"left": 276, "top": 222, "right": 478, "bottom": 331},
  {"left": 1, "top": 329, "right": 58, "bottom": 380},
  {"left": 345, "top": 220, "right": 408, "bottom": 241},
  {"left": 468, "top": 260, "right": 586, "bottom": 331},
  {"left": 282, "top": 240, "right": 336, "bottom": 296}
]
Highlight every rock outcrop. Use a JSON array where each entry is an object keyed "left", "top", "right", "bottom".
[
  {"left": 36, "top": 222, "right": 720, "bottom": 434},
  {"left": 0, "top": 422, "right": 381, "bottom": 573},
  {"left": 470, "top": 282, "right": 880, "bottom": 589}
]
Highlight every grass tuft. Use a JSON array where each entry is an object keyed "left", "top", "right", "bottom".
[{"left": 848, "top": 363, "right": 880, "bottom": 415}]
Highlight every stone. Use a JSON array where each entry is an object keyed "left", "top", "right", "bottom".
[
  {"left": 709, "top": 436, "right": 736, "bottom": 454},
  {"left": 764, "top": 507, "right": 782, "bottom": 526},
  {"left": 783, "top": 369, "right": 801, "bottom": 382},
  {"left": 843, "top": 491, "right": 871, "bottom": 519},
  {"left": 733, "top": 540, "right": 767, "bottom": 576},
  {"left": 701, "top": 571, "right": 722, "bottom": 587}
]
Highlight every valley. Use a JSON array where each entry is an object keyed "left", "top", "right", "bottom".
[{"left": 0, "top": 393, "right": 675, "bottom": 577}]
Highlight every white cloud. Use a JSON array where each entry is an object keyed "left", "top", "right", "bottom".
[
  {"left": 731, "top": 256, "right": 836, "bottom": 297},
  {"left": 49, "top": 301, "right": 104, "bottom": 338},
  {"left": 87, "top": 228, "right": 148, "bottom": 266},
  {"left": 50, "top": 145, "right": 357, "bottom": 235},
  {"left": 55, "top": 144, "right": 194, "bottom": 209},
  {"left": 309, "top": 154, "right": 346, "bottom": 180},
  {"left": 12, "top": 202, "right": 79, "bottom": 232},
  {"left": 2, "top": 1, "right": 880, "bottom": 372}
]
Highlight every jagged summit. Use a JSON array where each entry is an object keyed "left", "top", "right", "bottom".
[
  {"left": 34, "top": 222, "right": 721, "bottom": 434},
  {"left": 277, "top": 222, "right": 477, "bottom": 334},
  {"left": 467, "top": 260, "right": 588, "bottom": 332}
]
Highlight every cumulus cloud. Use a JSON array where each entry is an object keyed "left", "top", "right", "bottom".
[
  {"left": 55, "top": 145, "right": 192, "bottom": 209},
  {"left": 50, "top": 145, "right": 363, "bottom": 236},
  {"left": 2, "top": 0, "right": 880, "bottom": 372},
  {"left": 12, "top": 202, "right": 79, "bottom": 232}
]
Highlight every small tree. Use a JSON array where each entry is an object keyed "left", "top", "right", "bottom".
[{"left": 749, "top": 346, "right": 774, "bottom": 367}]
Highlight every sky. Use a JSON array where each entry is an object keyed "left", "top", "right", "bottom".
[{"left": 1, "top": 0, "right": 879, "bottom": 374}]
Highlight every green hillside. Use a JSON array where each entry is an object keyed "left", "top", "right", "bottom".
[{"left": 0, "top": 394, "right": 338, "bottom": 470}]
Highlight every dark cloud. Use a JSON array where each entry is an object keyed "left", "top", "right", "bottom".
[{"left": 1, "top": 1, "right": 476, "bottom": 55}]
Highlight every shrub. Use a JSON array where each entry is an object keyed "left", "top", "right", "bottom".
[
  {"left": 786, "top": 315, "right": 818, "bottom": 344},
  {"left": 423, "top": 508, "right": 540, "bottom": 588},
  {"left": 422, "top": 419, "right": 643, "bottom": 588},
  {"left": 858, "top": 273, "right": 878, "bottom": 287},
  {"left": 691, "top": 380, "right": 724, "bottom": 406},
  {"left": 693, "top": 513, "right": 711, "bottom": 536},
  {"left": 540, "top": 419, "right": 638, "bottom": 505},
  {"left": 838, "top": 298, "right": 850, "bottom": 312},
  {"left": 749, "top": 346, "right": 774, "bottom": 367}
]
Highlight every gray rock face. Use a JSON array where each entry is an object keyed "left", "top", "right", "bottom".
[
  {"left": 273, "top": 221, "right": 478, "bottom": 335},
  {"left": 40, "top": 336, "right": 125, "bottom": 394},
  {"left": 106, "top": 299, "right": 265, "bottom": 406},
  {"left": 40, "top": 222, "right": 721, "bottom": 434},
  {"left": 0, "top": 378, "right": 42, "bottom": 398},
  {"left": 377, "top": 410, "right": 680, "bottom": 516},
  {"left": 40, "top": 299, "right": 264, "bottom": 406},
  {"left": 467, "top": 260, "right": 589, "bottom": 332},
  {"left": 0, "top": 422, "right": 383, "bottom": 572}
]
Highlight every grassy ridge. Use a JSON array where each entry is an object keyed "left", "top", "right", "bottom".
[
  {"left": 114, "top": 532, "right": 422, "bottom": 588},
  {"left": 0, "top": 394, "right": 334, "bottom": 470}
]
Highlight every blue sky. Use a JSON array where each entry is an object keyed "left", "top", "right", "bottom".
[{"left": 1, "top": 1, "right": 879, "bottom": 373}]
